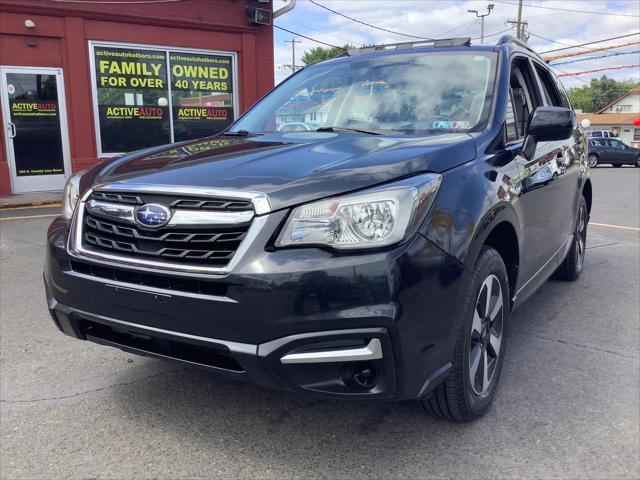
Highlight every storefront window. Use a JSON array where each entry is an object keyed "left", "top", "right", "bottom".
[
  {"left": 169, "top": 52, "right": 234, "bottom": 142},
  {"left": 91, "top": 42, "right": 236, "bottom": 155},
  {"left": 93, "top": 46, "right": 170, "bottom": 154}
]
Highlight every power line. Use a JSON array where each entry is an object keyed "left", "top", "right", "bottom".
[
  {"left": 544, "top": 41, "right": 640, "bottom": 61},
  {"left": 308, "top": 0, "right": 431, "bottom": 40},
  {"left": 474, "top": 27, "right": 514, "bottom": 41},
  {"left": 538, "top": 32, "right": 640, "bottom": 54},
  {"left": 274, "top": 25, "right": 342, "bottom": 49},
  {"left": 491, "top": 0, "right": 640, "bottom": 18},
  {"left": 279, "top": 18, "right": 362, "bottom": 46},
  {"left": 550, "top": 50, "right": 640, "bottom": 67},
  {"left": 551, "top": 66, "right": 590, "bottom": 85},
  {"left": 529, "top": 32, "right": 593, "bottom": 50},
  {"left": 556, "top": 65, "right": 640, "bottom": 77}
]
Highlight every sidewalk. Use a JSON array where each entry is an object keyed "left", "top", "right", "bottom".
[{"left": 0, "top": 191, "right": 62, "bottom": 209}]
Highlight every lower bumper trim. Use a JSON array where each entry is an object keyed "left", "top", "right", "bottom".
[{"left": 280, "top": 338, "right": 383, "bottom": 364}]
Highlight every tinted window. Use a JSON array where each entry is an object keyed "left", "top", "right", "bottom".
[
  {"left": 505, "top": 93, "right": 519, "bottom": 142},
  {"left": 508, "top": 57, "right": 541, "bottom": 140},
  {"left": 535, "top": 64, "right": 563, "bottom": 107}
]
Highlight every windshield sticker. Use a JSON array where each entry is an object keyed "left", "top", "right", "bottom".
[{"left": 433, "top": 120, "right": 471, "bottom": 129}]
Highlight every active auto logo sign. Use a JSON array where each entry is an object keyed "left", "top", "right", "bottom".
[{"left": 135, "top": 204, "right": 172, "bottom": 228}]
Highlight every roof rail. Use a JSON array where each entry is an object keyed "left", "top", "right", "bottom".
[
  {"left": 497, "top": 35, "right": 544, "bottom": 60},
  {"left": 348, "top": 37, "right": 471, "bottom": 56}
]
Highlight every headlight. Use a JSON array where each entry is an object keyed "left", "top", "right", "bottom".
[
  {"left": 62, "top": 173, "right": 83, "bottom": 219},
  {"left": 276, "top": 173, "right": 441, "bottom": 250}
]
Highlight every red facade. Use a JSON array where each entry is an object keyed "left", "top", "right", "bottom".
[{"left": 0, "top": 0, "right": 274, "bottom": 196}]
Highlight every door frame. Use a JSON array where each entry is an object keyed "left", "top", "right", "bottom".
[{"left": 0, "top": 65, "right": 72, "bottom": 194}]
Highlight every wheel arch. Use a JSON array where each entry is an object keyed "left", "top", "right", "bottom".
[{"left": 464, "top": 204, "right": 521, "bottom": 305}]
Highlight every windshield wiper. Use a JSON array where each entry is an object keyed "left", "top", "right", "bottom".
[
  {"left": 316, "top": 126, "right": 384, "bottom": 136},
  {"left": 222, "top": 130, "right": 260, "bottom": 137}
]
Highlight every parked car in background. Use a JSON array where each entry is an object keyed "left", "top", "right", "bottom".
[
  {"left": 588, "top": 137, "right": 640, "bottom": 167},
  {"left": 589, "top": 130, "right": 615, "bottom": 139}
]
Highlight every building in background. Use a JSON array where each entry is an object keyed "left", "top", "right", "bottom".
[
  {"left": 0, "top": 0, "right": 275, "bottom": 195},
  {"left": 578, "top": 87, "right": 640, "bottom": 148}
]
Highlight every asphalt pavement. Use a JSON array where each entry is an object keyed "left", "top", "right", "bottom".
[{"left": 1, "top": 167, "right": 638, "bottom": 479}]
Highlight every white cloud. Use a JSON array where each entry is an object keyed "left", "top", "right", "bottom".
[{"left": 273, "top": 0, "right": 640, "bottom": 87}]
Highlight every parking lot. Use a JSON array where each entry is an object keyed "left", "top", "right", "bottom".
[{"left": 1, "top": 167, "right": 638, "bottom": 479}]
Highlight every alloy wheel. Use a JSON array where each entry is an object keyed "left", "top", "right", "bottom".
[
  {"left": 469, "top": 274, "right": 504, "bottom": 396},
  {"left": 588, "top": 154, "right": 598, "bottom": 168},
  {"left": 575, "top": 203, "right": 587, "bottom": 272}
]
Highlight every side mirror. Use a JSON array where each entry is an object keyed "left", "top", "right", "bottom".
[{"left": 521, "top": 107, "right": 575, "bottom": 160}]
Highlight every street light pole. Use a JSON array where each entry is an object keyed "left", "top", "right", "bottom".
[{"left": 467, "top": 4, "right": 495, "bottom": 44}]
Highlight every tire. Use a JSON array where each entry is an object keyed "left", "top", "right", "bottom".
[
  {"left": 588, "top": 153, "right": 599, "bottom": 168},
  {"left": 635, "top": 156, "right": 640, "bottom": 168},
  {"left": 421, "top": 247, "right": 509, "bottom": 422},
  {"left": 554, "top": 196, "right": 588, "bottom": 281}
]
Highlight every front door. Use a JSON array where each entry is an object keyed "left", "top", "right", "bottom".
[{"left": 1, "top": 67, "right": 71, "bottom": 193}]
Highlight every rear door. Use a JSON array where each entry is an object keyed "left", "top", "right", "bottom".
[
  {"left": 532, "top": 62, "right": 581, "bottom": 249},
  {"left": 608, "top": 139, "right": 633, "bottom": 163}
]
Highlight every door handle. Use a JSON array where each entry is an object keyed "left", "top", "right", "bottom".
[{"left": 7, "top": 122, "right": 16, "bottom": 138}]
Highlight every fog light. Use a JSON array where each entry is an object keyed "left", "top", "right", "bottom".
[{"left": 350, "top": 362, "right": 379, "bottom": 389}]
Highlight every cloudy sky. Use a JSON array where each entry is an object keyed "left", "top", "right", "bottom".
[{"left": 272, "top": 0, "right": 640, "bottom": 89}]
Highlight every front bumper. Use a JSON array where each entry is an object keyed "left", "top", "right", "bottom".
[{"left": 45, "top": 214, "right": 469, "bottom": 400}]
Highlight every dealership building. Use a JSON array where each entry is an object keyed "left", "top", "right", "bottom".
[{"left": 0, "top": 0, "right": 277, "bottom": 196}]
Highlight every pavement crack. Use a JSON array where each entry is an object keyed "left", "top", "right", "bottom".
[
  {"left": 513, "top": 328, "right": 638, "bottom": 360},
  {"left": 0, "top": 368, "right": 184, "bottom": 405}
]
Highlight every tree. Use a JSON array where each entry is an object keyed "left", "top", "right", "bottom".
[
  {"left": 301, "top": 45, "right": 354, "bottom": 66},
  {"left": 567, "top": 76, "right": 640, "bottom": 113}
]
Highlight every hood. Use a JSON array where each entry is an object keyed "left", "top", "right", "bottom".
[{"left": 92, "top": 131, "right": 476, "bottom": 211}]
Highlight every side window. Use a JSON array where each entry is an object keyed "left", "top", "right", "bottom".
[
  {"left": 505, "top": 93, "right": 519, "bottom": 142},
  {"left": 507, "top": 57, "right": 541, "bottom": 141},
  {"left": 534, "top": 64, "right": 563, "bottom": 107}
]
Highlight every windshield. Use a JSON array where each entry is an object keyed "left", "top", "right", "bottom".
[{"left": 231, "top": 51, "right": 497, "bottom": 134}]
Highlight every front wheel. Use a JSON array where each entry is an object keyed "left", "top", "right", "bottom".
[
  {"left": 635, "top": 156, "right": 640, "bottom": 168},
  {"left": 554, "top": 196, "right": 588, "bottom": 281},
  {"left": 588, "top": 154, "right": 599, "bottom": 168},
  {"left": 422, "top": 247, "right": 509, "bottom": 422}
]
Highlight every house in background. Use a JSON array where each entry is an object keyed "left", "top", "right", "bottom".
[{"left": 577, "top": 87, "right": 640, "bottom": 148}]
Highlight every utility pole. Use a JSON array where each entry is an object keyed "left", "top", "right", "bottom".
[
  {"left": 467, "top": 4, "right": 495, "bottom": 44},
  {"left": 506, "top": 19, "right": 529, "bottom": 41},
  {"left": 516, "top": 0, "right": 524, "bottom": 40},
  {"left": 284, "top": 38, "right": 301, "bottom": 73}
]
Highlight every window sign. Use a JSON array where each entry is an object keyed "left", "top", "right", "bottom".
[
  {"left": 170, "top": 52, "right": 234, "bottom": 142},
  {"left": 93, "top": 46, "right": 170, "bottom": 153},
  {"left": 90, "top": 42, "right": 237, "bottom": 155}
]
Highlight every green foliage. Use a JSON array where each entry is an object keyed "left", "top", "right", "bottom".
[
  {"left": 301, "top": 45, "right": 355, "bottom": 66},
  {"left": 567, "top": 76, "right": 640, "bottom": 112}
]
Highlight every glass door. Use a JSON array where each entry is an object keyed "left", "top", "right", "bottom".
[{"left": 0, "top": 67, "right": 71, "bottom": 193}]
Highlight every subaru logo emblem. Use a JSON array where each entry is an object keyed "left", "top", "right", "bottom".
[{"left": 134, "top": 203, "right": 171, "bottom": 228}]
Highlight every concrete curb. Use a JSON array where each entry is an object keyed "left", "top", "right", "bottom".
[{"left": 0, "top": 201, "right": 62, "bottom": 210}]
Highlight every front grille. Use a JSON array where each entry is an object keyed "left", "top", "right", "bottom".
[
  {"left": 68, "top": 260, "right": 228, "bottom": 297},
  {"left": 91, "top": 191, "right": 253, "bottom": 212},
  {"left": 80, "top": 191, "right": 253, "bottom": 268}
]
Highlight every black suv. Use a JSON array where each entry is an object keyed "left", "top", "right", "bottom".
[
  {"left": 45, "top": 36, "right": 591, "bottom": 422},
  {"left": 587, "top": 137, "right": 640, "bottom": 168}
]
